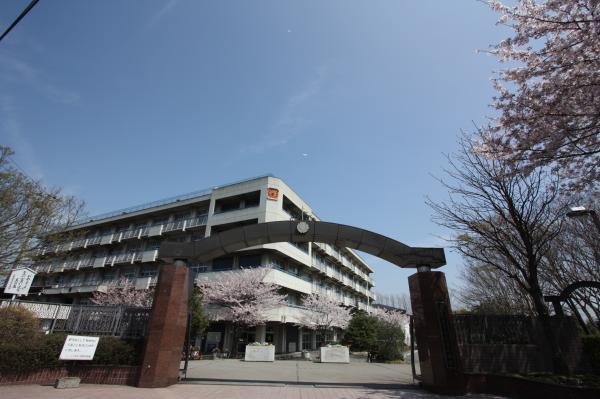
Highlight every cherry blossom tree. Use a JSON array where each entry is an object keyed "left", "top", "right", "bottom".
[
  {"left": 371, "top": 307, "right": 409, "bottom": 329},
  {"left": 195, "top": 267, "right": 286, "bottom": 356},
  {"left": 480, "top": 0, "right": 600, "bottom": 190},
  {"left": 298, "top": 293, "right": 352, "bottom": 345},
  {"left": 90, "top": 277, "right": 153, "bottom": 307}
]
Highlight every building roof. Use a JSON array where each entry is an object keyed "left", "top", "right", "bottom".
[{"left": 70, "top": 174, "right": 275, "bottom": 229}]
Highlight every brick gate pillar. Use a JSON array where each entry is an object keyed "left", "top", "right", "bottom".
[
  {"left": 138, "top": 261, "right": 189, "bottom": 388},
  {"left": 408, "top": 268, "right": 464, "bottom": 394}
]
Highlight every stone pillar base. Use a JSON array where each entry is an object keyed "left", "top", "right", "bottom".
[
  {"left": 409, "top": 270, "right": 464, "bottom": 394},
  {"left": 138, "top": 262, "right": 189, "bottom": 388}
]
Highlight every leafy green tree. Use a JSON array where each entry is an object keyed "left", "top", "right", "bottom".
[
  {"left": 373, "top": 317, "right": 406, "bottom": 361},
  {"left": 343, "top": 311, "right": 377, "bottom": 351},
  {"left": 189, "top": 287, "right": 209, "bottom": 340}
]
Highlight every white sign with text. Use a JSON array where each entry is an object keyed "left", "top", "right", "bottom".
[
  {"left": 59, "top": 335, "right": 100, "bottom": 361},
  {"left": 4, "top": 267, "right": 36, "bottom": 296}
]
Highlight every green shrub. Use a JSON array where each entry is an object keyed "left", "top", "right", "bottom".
[
  {"left": 0, "top": 306, "right": 41, "bottom": 345},
  {"left": 343, "top": 311, "right": 378, "bottom": 351},
  {"left": 373, "top": 319, "right": 406, "bottom": 362},
  {"left": 0, "top": 306, "right": 43, "bottom": 372},
  {"left": 92, "top": 336, "right": 141, "bottom": 365},
  {"left": 0, "top": 324, "right": 142, "bottom": 372},
  {"left": 582, "top": 335, "right": 600, "bottom": 374}
]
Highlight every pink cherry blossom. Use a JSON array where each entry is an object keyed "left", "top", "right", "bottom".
[
  {"left": 480, "top": 0, "right": 599, "bottom": 190},
  {"left": 195, "top": 267, "right": 287, "bottom": 327},
  {"left": 298, "top": 293, "right": 352, "bottom": 331},
  {"left": 90, "top": 277, "right": 153, "bottom": 307}
]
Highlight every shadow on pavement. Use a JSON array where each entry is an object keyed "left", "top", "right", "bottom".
[{"left": 180, "top": 377, "right": 420, "bottom": 390}]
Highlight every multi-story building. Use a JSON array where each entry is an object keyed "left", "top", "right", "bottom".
[{"left": 28, "top": 175, "right": 376, "bottom": 354}]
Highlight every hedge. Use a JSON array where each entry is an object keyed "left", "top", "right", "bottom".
[
  {"left": 0, "top": 306, "right": 142, "bottom": 373},
  {"left": 582, "top": 335, "right": 600, "bottom": 374}
]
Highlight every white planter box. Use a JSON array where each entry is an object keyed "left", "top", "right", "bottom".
[
  {"left": 244, "top": 345, "right": 275, "bottom": 362},
  {"left": 320, "top": 346, "right": 350, "bottom": 363}
]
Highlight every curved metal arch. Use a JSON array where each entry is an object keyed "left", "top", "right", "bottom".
[
  {"left": 544, "top": 280, "right": 600, "bottom": 303},
  {"left": 158, "top": 220, "right": 446, "bottom": 268}
]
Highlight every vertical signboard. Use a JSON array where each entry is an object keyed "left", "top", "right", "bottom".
[
  {"left": 59, "top": 335, "right": 100, "bottom": 360},
  {"left": 4, "top": 267, "right": 36, "bottom": 296}
]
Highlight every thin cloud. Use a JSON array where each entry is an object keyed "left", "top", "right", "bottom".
[
  {"left": 0, "top": 54, "right": 81, "bottom": 105},
  {"left": 0, "top": 96, "right": 44, "bottom": 179},
  {"left": 147, "top": 0, "right": 181, "bottom": 27},
  {"left": 242, "top": 66, "right": 327, "bottom": 154}
]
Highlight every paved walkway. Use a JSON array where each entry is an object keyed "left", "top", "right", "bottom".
[
  {"left": 182, "top": 359, "right": 414, "bottom": 388},
  {"left": 1, "top": 383, "right": 507, "bottom": 399}
]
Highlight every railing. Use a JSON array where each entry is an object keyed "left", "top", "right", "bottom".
[
  {"left": 73, "top": 174, "right": 273, "bottom": 226},
  {"left": 454, "top": 315, "right": 537, "bottom": 345},
  {"left": 0, "top": 300, "right": 151, "bottom": 339},
  {"left": 63, "top": 259, "right": 79, "bottom": 270},
  {"left": 79, "top": 257, "right": 94, "bottom": 268},
  {"left": 87, "top": 236, "right": 102, "bottom": 246},
  {"left": 39, "top": 214, "right": 209, "bottom": 258},
  {"left": 121, "top": 229, "right": 139, "bottom": 240},
  {"left": 164, "top": 219, "right": 185, "bottom": 233}
]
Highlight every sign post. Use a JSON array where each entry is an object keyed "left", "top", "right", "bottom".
[
  {"left": 59, "top": 335, "right": 100, "bottom": 361},
  {"left": 4, "top": 267, "right": 36, "bottom": 299}
]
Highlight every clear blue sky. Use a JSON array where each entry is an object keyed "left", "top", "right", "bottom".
[{"left": 0, "top": 0, "right": 506, "bottom": 301}]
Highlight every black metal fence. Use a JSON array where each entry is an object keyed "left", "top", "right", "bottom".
[
  {"left": 0, "top": 300, "right": 150, "bottom": 339},
  {"left": 453, "top": 314, "right": 537, "bottom": 345}
]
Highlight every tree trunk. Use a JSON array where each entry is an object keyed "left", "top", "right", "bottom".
[{"left": 231, "top": 324, "right": 240, "bottom": 358}]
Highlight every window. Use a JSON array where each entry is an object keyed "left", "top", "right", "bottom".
[
  {"left": 266, "top": 326, "right": 274, "bottom": 344},
  {"left": 210, "top": 219, "right": 258, "bottom": 234},
  {"left": 190, "top": 265, "right": 208, "bottom": 274},
  {"left": 212, "top": 256, "right": 234, "bottom": 271},
  {"left": 122, "top": 267, "right": 137, "bottom": 280},
  {"left": 191, "top": 233, "right": 205, "bottom": 241},
  {"left": 147, "top": 240, "right": 161, "bottom": 250},
  {"left": 57, "top": 275, "right": 68, "bottom": 287},
  {"left": 103, "top": 271, "right": 115, "bottom": 283},
  {"left": 287, "top": 294, "right": 298, "bottom": 306},
  {"left": 69, "top": 273, "right": 83, "bottom": 287},
  {"left": 140, "top": 266, "right": 158, "bottom": 278},
  {"left": 302, "top": 331, "right": 313, "bottom": 350},
  {"left": 239, "top": 254, "right": 262, "bottom": 268},
  {"left": 214, "top": 191, "right": 260, "bottom": 214},
  {"left": 282, "top": 195, "right": 304, "bottom": 220},
  {"left": 290, "top": 241, "right": 309, "bottom": 253}
]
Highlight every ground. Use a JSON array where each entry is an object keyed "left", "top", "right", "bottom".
[
  {"left": 1, "top": 383, "right": 507, "bottom": 399},
  {"left": 2, "top": 359, "right": 506, "bottom": 399},
  {"left": 182, "top": 359, "right": 414, "bottom": 387}
]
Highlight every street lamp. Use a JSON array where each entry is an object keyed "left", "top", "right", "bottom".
[{"left": 566, "top": 206, "right": 600, "bottom": 234}]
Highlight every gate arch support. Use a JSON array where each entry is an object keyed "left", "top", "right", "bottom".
[
  {"left": 158, "top": 220, "right": 446, "bottom": 268},
  {"left": 138, "top": 220, "right": 462, "bottom": 394}
]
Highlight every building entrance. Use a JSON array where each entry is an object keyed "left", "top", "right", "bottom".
[{"left": 136, "top": 220, "right": 463, "bottom": 394}]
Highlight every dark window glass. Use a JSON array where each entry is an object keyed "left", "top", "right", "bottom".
[
  {"left": 239, "top": 254, "right": 262, "bottom": 268},
  {"left": 212, "top": 256, "right": 234, "bottom": 271}
]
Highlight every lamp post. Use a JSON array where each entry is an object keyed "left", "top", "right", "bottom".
[{"left": 566, "top": 206, "right": 600, "bottom": 234}]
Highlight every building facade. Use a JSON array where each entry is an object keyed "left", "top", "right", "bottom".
[{"left": 27, "top": 175, "right": 376, "bottom": 354}]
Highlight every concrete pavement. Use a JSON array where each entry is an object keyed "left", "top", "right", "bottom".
[
  {"left": 0, "top": 383, "right": 507, "bottom": 399},
  {"left": 182, "top": 359, "right": 414, "bottom": 388}
]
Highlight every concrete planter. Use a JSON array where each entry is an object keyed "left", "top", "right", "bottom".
[
  {"left": 244, "top": 345, "right": 275, "bottom": 362},
  {"left": 320, "top": 346, "right": 350, "bottom": 363}
]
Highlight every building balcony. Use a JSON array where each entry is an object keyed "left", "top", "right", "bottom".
[
  {"left": 163, "top": 214, "right": 208, "bottom": 234},
  {"left": 38, "top": 215, "right": 208, "bottom": 257},
  {"left": 86, "top": 236, "right": 102, "bottom": 246},
  {"left": 104, "top": 249, "right": 156, "bottom": 266},
  {"left": 197, "top": 267, "right": 312, "bottom": 295}
]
